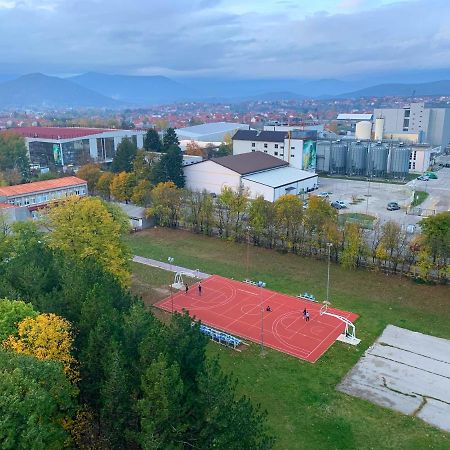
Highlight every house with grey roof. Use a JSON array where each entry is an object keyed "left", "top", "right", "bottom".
[{"left": 183, "top": 151, "right": 318, "bottom": 202}]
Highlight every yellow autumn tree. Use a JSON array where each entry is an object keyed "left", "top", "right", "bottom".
[
  {"left": 4, "top": 313, "right": 78, "bottom": 382},
  {"left": 46, "top": 196, "right": 131, "bottom": 286}
]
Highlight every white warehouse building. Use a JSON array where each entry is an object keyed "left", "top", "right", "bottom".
[{"left": 183, "top": 152, "right": 318, "bottom": 202}]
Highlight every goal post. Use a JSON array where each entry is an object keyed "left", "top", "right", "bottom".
[
  {"left": 172, "top": 271, "right": 197, "bottom": 290},
  {"left": 319, "top": 301, "right": 360, "bottom": 345}
]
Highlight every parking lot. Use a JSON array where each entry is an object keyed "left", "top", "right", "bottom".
[{"left": 316, "top": 168, "right": 449, "bottom": 227}]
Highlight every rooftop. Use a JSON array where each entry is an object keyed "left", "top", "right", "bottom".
[
  {"left": 243, "top": 166, "right": 317, "bottom": 188},
  {"left": 1, "top": 127, "right": 116, "bottom": 140},
  {"left": 176, "top": 122, "right": 249, "bottom": 140},
  {"left": 336, "top": 113, "right": 373, "bottom": 121},
  {"left": 0, "top": 176, "right": 87, "bottom": 197},
  {"left": 232, "top": 129, "right": 288, "bottom": 143},
  {"left": 212, "top": 151, "right": 288, "bottom": 175}
]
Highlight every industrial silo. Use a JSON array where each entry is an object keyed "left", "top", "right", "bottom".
[
  {"left": 367, "top": 142, "right": 389, "bottom": 177},
  {"left": 347, "top": 141, "right": 368, "bottom": 176},
  {"left": 374, "top": 117, "right": 385, "bottom": 141},
  {"left": 355, "top": 121, "right": 372, "bottom": 140},
  {"left": 316, "top": 140, "right": 331, "bottom": 173},
  {"left": 330, "top": 141, "right": 348, "bottom": 174},
  {"left": 388, "top": 145, "right": 411, "bottom": 178}
]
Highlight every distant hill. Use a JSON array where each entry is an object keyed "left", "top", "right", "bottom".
[
  {"left": 0, "top": 73, "right": 120, "bottom": 109},
  {"left": 70, "top": 72, "right": 196, "bottom": 105},
  {"left": 341, "top": 80, "right": 450, "bottom": 98}
]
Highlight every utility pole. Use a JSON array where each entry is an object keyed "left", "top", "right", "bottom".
[
  {"left": 168, "top": 257, "right": 174, "bottom": 314},
  {"left": 258, "top": 280, "right": 266, "bottom": 354},
  {"left": 326, "top": 243, "right": 332, "bottom": 304}
]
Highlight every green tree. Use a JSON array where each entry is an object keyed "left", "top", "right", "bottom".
[
  {"left": 249, "top": 196, "right": 276, "bottom": 247},
  {"left": 274, "top": 194, "right": 304, "bottom": 252},
  {"left": 143, "top": 129, "right": 162, "bottom": 152},
  {"left": 0, "top": 133, "right": 30, "bottom": 182},
  {"left": 47, "top": 196, "right": 131, "bottom": 286},
  {"left": 162, "top": 128, "right": 180, "bottom": 150},
  {"left": 152, "top": 145, "right": 185, "bottom": 188},
  {"left": 132, "top": 179, "right": 153, "bottom": 207},
  {"left": 111, "top": 138, "right": 137, "bottom": 173},
  {"left": 419, "top": 211, "right": 450, "bottom": 264},
  {"left": 76, "top": 163, "right": 102, "bottom": 194},
  {"left": 146, "top": 182, "right": 182, "bottom": 228},
  {"left": 0, "top": 299, "right": 37, "bottom": 342},
  {"left": 96, "top": 171, "right": 114, "bottom": 200},
  {"left": 0, "top": 350, "right": 77, "bottom": 450},
  {"left": 133, "top": 149, "right": 153, "bottom": 181},
  {"left": 110, "top": 171, "right": 137, "bottom": 204},
  {"left": 136, "top": 354, "right": 185, "bottom": 449},
  {"left": 341, "top": 223, "right": 367, "bottom": 269}
]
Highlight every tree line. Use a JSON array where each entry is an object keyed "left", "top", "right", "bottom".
[
  {"left": 0, "top": 196, "right": 273, "bottom": 449},
  {"left": 144, "top": 183, "right": 450, "bottom": 283}
]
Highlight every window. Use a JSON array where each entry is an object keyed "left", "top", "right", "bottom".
[
  {"left": 291, "top": 146, "right": 295, "bottom": 150},
  {"left": 264, "top": 143, "right": 268, "bottom": 148},
  {"left": 280, "top": 154, "right": 284, "bottom": 157},
  {"left": 404, "top": 109, "right": 410, "bottom": 118},
  {"left": 291, "top": 154, "right": 295, "bottom": 157},
  {"left": 251, "top": 142, "right": 255, "bottom": 147},
  {"left": 403, "top": 119, "right": 409, "bottom": 128},
  {"left": 280, "top": 145, "right": 284, "bottom": 149},
  {"left": 412, "top": 162, "right": 416, "bottom": 169},
  {"left": 409, "top": 162, "right": 412, "bottom": 169},
  {"left": 275, "top": 144, "right": 278, "bottom": 149},
  {"left": 274, "top": 151, "right": 278, "bottom": 156},
  {"left": 264, "top": 150, "right": 267, "bottom": 153},
  {"left": 413, "top": 151, "right": 417, "bottom": 160}
]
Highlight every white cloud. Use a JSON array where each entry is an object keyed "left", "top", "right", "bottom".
[{"left": 0, "top": 0, "right": 449, "bottom": 79}]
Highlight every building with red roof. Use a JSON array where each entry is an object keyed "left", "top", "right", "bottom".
[
  {"left": 0, "top": 176, "right": 88, "bottom": 222},
  {"left": 0, "top": 127, "right": 145, "bottom": 169}
]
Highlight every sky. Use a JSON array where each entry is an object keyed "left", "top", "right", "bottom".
[{"left": 0, "top": 0, "right": 449, "bottom": 80}]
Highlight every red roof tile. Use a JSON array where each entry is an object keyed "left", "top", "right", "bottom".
[
  {"left": 0, "top": 127, "right": 115, "bottom": 140},
  {"left": 0, "top": 202, "right": 15, "bottom": 209},
  {"left": 0, "top": 176, "right": 87, "bottom": 197}
]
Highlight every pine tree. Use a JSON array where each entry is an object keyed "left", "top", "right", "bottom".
[
  {"left": 111, "top": 138, "right": 137, "bottom": 173},
  {"left": 152, "top": 145, "right": 185, "bottom": 188},
  {"left": 143, "top": 129, "right": 162, "bottom": 152},
  {"left": 162, "top": 128, "right": 180, "bottom": 150}
]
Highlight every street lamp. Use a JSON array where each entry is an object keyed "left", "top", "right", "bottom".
[
  {"left": 326, "top": 243, "right": 332, "bottom": 304},
  {"left": 257, "top": 280, "right": 266, "bottom": 354},
  {"left": 168, "top": 257, "right": 174, "bottom": 313}
]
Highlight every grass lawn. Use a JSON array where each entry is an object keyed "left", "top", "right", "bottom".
[
  {"left": 411, "top": 191, "right": 429, "bottom": 207},
  {"left": 338, "top": 212, "right": 376, "bottom": 229},
  {"left": 126, "top": 228, "right": 450, "bottom": 450}
]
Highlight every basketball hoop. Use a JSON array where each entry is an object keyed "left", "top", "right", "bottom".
[
  {"left": 319, "top": 300, "right": 360, "bottom": 345},
  {"left": 320, "top": 301, "right": 331, "bottom": 316}
]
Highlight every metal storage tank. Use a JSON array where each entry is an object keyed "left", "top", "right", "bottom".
[
  {"left": 374, "top": 117, "right": 385, "bottom": 141},
  {"left": 347, "top": 141, "right": 368, "bottom": 176},
  {"left": 388, "top": 145, "right": 411, "bottom": 178},
  {"left": 330, "top": 141, "right": 347, "bottom": 174},
  {"left": 316, "top": 140, "right": 331, "bottom": 172},
  {"left": 355, "top": 121, "right": 372, "bottom": 140},
  {"left": 368, "top": 142, "right": 389, "bottom": 177}
]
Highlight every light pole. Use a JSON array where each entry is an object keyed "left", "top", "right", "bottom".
[
  {"left": 326, "top": 243, "right": 332, "bottom": 304},
  {"left": 168, "top": 257, "right": 174, "bottom": 313},
  {"left": 257, "top": 280, "right": 266, "bottom": 354}
]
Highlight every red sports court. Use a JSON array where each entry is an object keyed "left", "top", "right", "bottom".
[{"left": 156, "top": 275, "right": 358, "bottom": 363}]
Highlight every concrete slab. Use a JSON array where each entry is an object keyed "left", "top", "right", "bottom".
[{"left": 337, "top": 325, "right": 450, "bottom": 433}]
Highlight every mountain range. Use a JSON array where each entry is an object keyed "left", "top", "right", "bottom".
[{"left": 2, "top": 72, "right": 450, "bottom": 109}]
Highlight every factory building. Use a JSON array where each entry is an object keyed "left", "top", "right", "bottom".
[
  {"left": 316, "top": 139, "right": 436, "bottom": 178},
  {"left": 232, "top": 129, "right": 318, "bottom": 171},
  {"left": 374, "top": 102, "right": 450, "bottom": 148},
  {"left": 1, "top": 127, "right": 145, "bottom": 170}
]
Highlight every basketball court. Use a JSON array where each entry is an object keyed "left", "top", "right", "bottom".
[{"left": 156, "top": 275, "right": 358, "bottom": 363}]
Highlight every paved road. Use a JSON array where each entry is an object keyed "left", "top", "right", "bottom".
[{"left": 133, "top": 255, "right": 210, "bottom": 279}]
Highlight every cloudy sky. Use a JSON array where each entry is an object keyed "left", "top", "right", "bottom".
[{"left": 0, "top": 0, "right": 449, "bottom": 79}]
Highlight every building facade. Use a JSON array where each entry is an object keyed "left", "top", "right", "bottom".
[
  {"left": 183, "top": 152, "right": 318, "bottom": 202},
  {"left": 0, "top": 176, "right": 88, "bottom": 222},
  {"left": 374, "top": 102, "right": 450, "bottom": 148},
  {"left": 1, "top": 127, "right": 145, "bottom": 169},
  {"left": 232, "top": 129, "right": 317, "bottom": 171}
]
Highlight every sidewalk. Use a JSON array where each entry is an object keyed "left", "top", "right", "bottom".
[{"left": 132, "top": 255, "right": 210, "bottom": 279}]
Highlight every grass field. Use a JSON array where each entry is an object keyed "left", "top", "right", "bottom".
[
  {"left": 338, "top": 212, "right": 376, "bottom": 229},
  {"left": 411, "top": 191, "right": 429, "bottom": 207},
  {"left": 126, "top": 228, "right": 450, "bottom": 450}
]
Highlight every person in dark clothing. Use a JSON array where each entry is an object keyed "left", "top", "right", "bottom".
[
  {"left": 185, "top": 283, "right": 189, "bottom": 294},
  {"left": 266, "top": 306, "right": 272, "bottom": 312},
  {"left": 303, "top": 308, "right": 307, "bottom": 319},
  {"left": 198, "top": 282, "right": 202, "bottom": 295},
  {"left": 305, "top": 311, "right": 310, "bottom": 322}
]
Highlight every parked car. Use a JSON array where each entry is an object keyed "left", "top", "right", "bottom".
[
  {"left": 387, "top": 202, "right": 401, "bottom": 211},
  {"left": 317, "top": 192, "right": 330, "bottom": 198},
  {"left": 417, "top": 175, "right": 429, "bottom": 181},
  {"left": 331, "top": 200, "right": 346, "bottom": 209}
]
